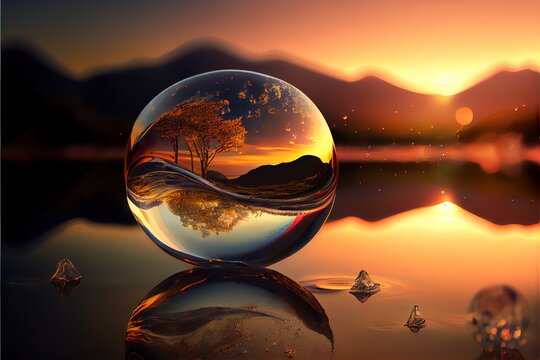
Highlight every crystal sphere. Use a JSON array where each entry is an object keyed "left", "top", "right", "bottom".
[
  {"left": 468, "top": 285, "right": 529, "bottom": 352},
  {"left": 125, "top": 70, "right": 337, "bottom": 265},
  {"left": 125, "top": 266, "right": 334, "bottom": 359}
]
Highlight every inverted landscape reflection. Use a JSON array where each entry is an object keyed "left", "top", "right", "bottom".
[
  {"left": 2, "top": 201, "right": 538, "bottom": 359},
  {"left": 125, "top": 266, "right": 333, "bottom": 360}
]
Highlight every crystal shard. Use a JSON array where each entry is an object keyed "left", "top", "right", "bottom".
[
  {"left": 404, "top": 305, "right": 426, "bottom": 332},
  {"left": 50, "top": 259, "right": 82, "bottom": 295},
  {"left": 349, "top": 270, "right": 381, "bottom": 293}
]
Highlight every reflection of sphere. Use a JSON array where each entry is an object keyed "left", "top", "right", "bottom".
[
  {"left": 455, "top": 106, "right": 474, "bottom": 126},
  {"left": 125, "top": 70, "right": 337, "bottom": 266},
  {"left": 468, "top": 285, "right": 529, "bottom": 352},
  {"left": 125, "top": 266, "right": 333, "bottom": 360}
]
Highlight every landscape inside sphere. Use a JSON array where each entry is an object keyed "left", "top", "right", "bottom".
[{"left": 125, "top": 70, "right": 337, "bottom": 266}]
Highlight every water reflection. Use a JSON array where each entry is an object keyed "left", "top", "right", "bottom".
[
  {"left": 167, "top": 190, "right": 255, "bottom": 237},
  {"left": 127, "top": 161, "right": 334, "bottom": 265},
  {"left": 468, "top": 285, "right": 529, "bottom": 353},
  {"left": 50, "top": 279, "right": 81, "bottom": 296},
  {"left": 125, "top": 265, "right": 333, "bottom": 359}
]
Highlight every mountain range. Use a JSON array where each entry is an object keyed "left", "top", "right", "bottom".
[
  {"left": 2, "top": 41, "right": 538, "bottom": 153},
  {"left": 207, "top": 155, "right": 333, "bottom": 197}
]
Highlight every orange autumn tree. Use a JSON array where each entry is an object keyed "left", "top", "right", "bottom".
[{"left": 154, "top": 99, "right": 246, "bottom": 178}]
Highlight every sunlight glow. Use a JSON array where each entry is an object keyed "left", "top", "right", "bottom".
[{"left": 455, "top": 107, "right": 474, "bottom": 126}]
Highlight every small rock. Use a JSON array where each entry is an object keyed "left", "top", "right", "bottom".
[
  {"left": 50, "top": 259, "right": 82, "bottom": 295},
  {"left": 404, "top": 305, "right": 426, "bottom": 332},
  {"left": 349, "top": 270, "right": 380, "bottom": 303}
]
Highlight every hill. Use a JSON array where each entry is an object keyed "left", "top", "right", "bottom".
[
  {"left": 208, "top": 155, "right": 333, "bottom": 197},
  {"left": 1, "top": 41, "right": 538, "bottom": 151}
]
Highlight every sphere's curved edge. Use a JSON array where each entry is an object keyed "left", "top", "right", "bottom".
[{"left": 125, "top": 69, "right": 337, "bottom": 266}]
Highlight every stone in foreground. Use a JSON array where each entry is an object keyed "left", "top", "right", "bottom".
[
  {"left": 349, "top": 270, "right": 381, "bottom": 293},
  {"left": 50, "top": 259, "right": 82, "bottom": 295},
  {"left": 404, "top": 305, "right": 426, "bottom": 332}
]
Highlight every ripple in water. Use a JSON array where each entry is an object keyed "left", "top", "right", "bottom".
[
  {"left": 125, "top": 70, "right": 337, "bottom": 266},
  {"left": 300, "top": 275, "right": 404, "bottom": 297}
]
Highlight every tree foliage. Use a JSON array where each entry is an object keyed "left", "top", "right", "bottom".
[{"left": 153, "top": 99, "right": 246, "bottom": 177}]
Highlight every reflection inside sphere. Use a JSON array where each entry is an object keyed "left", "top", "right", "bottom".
[
  {"left": 468, "top": 285, "right": 529, "bottom": 352},
  {"left": 125, "top": 266, "right": 334, "bottom": 360},
  {"left": 125, "top": 70, "right": 337, "bottom": 265}
]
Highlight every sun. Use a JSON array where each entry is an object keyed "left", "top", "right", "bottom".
[{"left": 455, "top": 107, "right": 474, "bottom": 126}]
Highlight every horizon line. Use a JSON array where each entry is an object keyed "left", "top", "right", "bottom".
[{"left": 4, "top": 37, "right": 539, "bottom": 97}]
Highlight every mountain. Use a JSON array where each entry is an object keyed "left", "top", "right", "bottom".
[
  {"left": 1, "top": 41, "right": 539, "bottom": 153},
  {"left": 454, "top": 69, "right": 539, "bottom": 123},
  {"left": 229, "top": 155, "right": 331, "bottom": 188},
  {"left": 206, "top": 155, "right": 333, "bottom": 197},
  {"left": 1, "top": 44, "right": 127, "bottom": 147}
]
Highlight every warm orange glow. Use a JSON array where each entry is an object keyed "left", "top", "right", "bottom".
[
  {"left": 337, "top": 142, "right": 540, "bottom": 174},
  {"left": 5, "top": 2, "right": 539, "bottom": 95},
  {"left": 276, "top": 202, "right": 540, "bottom": 289},
  {"left": 455, "top": 107, "right": 474, "bottom": 126},
  {"left": 146, "top": 142, "right": 334, "bottom": 178}
]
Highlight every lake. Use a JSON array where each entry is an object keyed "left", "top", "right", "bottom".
[{"left": 1, "top": 157, "right": 539, "bottom": 359}]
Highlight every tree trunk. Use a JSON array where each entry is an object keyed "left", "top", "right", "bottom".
[
  {"left": 173, "top": 138, "right": 179, "bottom": 164},
  {"left": 200, "top": 158, "right": 206, "bottom": 178},
  {"left": 184, "top": 139, "right": 195, "bottom": 172},
  {"left": 189, "top": 149, "right": 194, "bottom": 172}
]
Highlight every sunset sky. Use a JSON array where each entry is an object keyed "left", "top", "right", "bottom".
[
  {"left": 2, "top": 0, "right": 539, "bottom": 95},
  {"left": 128, "top": 70, "right": 336, "bottom": 177}
]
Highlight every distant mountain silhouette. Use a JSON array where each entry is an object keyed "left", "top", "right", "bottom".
[
  {"left": 229, "top": 155, "right": 331, "bottom": 187},
  {"left": 206, "top": 155, "right": 333, "bottom": 197},
  {"left": 2, "top": 42, "right": 538, "bottom": 246},
  {"left": 2, "top": 41, "right": 538, "bottom": 150}
]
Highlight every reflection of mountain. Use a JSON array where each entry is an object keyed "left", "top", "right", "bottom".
[
  {"left": 333, "top": 162, "right": 539, "bottom": 225},
  {"left": 2, "top": 157, "right": 537, "bottom": 246},
  {"left": 208, "top": 155, "right": 334, "bottom": 197},
  {"left": 126, "top": 266, "right": 334, "bottom": 359},
  {"left": 2, "top": 42, "right": 538, "bottom": 150}
]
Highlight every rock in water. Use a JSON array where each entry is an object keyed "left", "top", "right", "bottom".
[
  {"left": 349, "top": 270, "right": 381, "bottom": 303},
  {"left": 404, "top": 305, "right": 426, "bottom": 332},
  {"left": 349, "top": 270, "right": 381, "bottom": 293},
  {"left": 50, "top": 259, "right": 82, "bottom": 295}
]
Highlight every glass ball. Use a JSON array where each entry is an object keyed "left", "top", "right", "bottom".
[
  {"left": 125, "top": 266, "right": 334, "bottom": 359},
  {"left": 125, "top": 70, "right": 337, "bottom": 266},
  {"left": 468, "top": 285, "right": 529, "bottom": 352}
]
